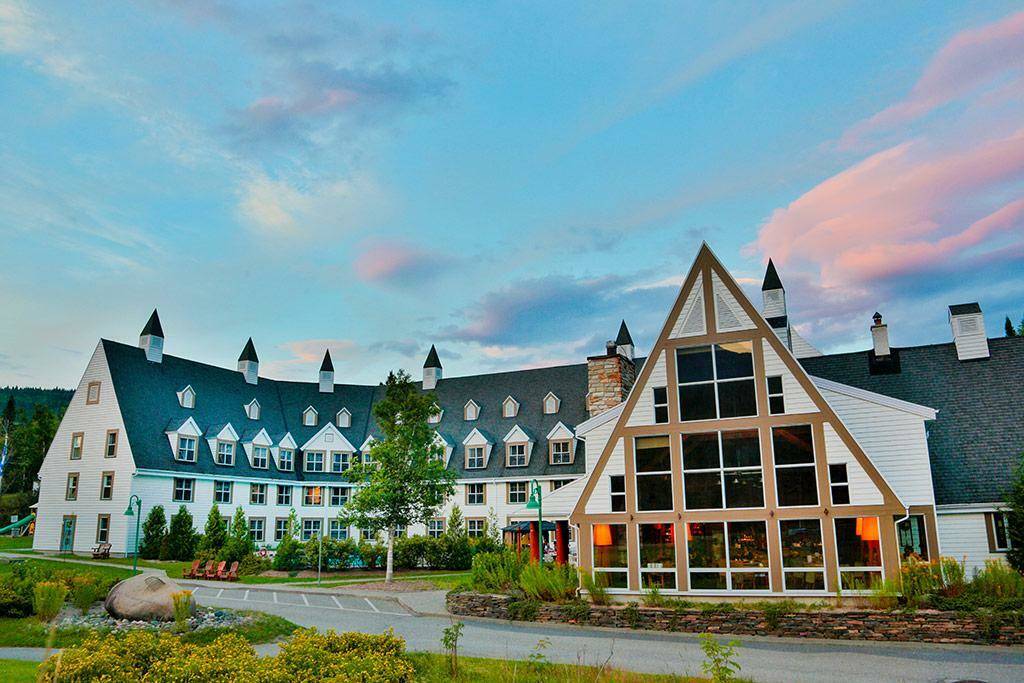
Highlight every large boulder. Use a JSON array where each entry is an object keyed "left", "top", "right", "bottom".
[{"left": 104, "top": 574, "right": 195, "bottom": 621}]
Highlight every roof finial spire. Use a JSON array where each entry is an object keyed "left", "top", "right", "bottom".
[
  {"left": 423, "top": 344, "right": 441, "bottom": 369},
  {"left": 320, "top": 349, "right": 334, "bottom": 372},
  {"left": 141, "top": 309, "right": 163, "bottom": 337},
  {"left": 762, "top": 259, "right": 784, "bottom": 291},
  {"left": 238, "top": 337, "right": 258, "bottom": 363}
]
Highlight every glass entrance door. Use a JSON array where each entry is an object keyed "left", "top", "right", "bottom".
[{"left": 60, "top": 516, "right": 76, "bottom": 552}]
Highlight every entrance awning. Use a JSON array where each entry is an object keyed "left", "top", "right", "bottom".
[{"left": 501, "top": 520, "right": 557, "bottom": 533}]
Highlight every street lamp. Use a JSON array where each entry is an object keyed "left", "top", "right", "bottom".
[
  {"left": 524, "top": 479, "right": 543, "bottom": 567},
  {"left": 123, "top": 494, "right": 142, "bottom": 574}
]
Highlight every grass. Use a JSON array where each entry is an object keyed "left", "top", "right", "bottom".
[
  {"left": 0, "top": 557, "right": 134, "bottom": 585},
  {"left": 0, "top": 535, "right": 33, "bottom": 551},
  {"left": 179, "top": 611, "right": 297, "bottom": 644},
  {"left": 408, "top": 652, "right": 713, "bottom": 682},
  {"left": 0, "top": 658, "right": 37, "bottom": 683}
]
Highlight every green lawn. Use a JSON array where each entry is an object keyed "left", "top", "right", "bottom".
[
  {"left": 408, "top": 652, "right": 712, "bottom": 682},
  {"left": 0, "top": 535, "right": 33, "bottom": 551},
  {"left": 0, "top": 658, "right": 37, "bottom": 683},
  {"left": 0, "top": 557, "right": 134, "bottom": 585}
]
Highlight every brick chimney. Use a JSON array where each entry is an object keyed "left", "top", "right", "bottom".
[{"left": 587, "top": 340, "right": 636, "bottom": 417}]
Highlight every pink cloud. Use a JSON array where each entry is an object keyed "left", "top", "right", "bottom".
[
  {"left": 353, "top": 240, "right": 454, "bottom": 286},
  {"left": 841, "top": 11, "right": 1024, "bottom": 147}
]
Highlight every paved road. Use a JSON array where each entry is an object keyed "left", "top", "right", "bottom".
[{"left": 187, "top": 587, "right": 1024, "bottom": 683}]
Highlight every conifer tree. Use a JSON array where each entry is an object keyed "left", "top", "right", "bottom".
[
  {"left": 1005, "top": 459, "right": 1024, "bottom": 572},
  {"left": 165, "top": 505, "right": 197, "bottom": 561},
  {"left": 220, "top": 506, "right": 255, "bottom": 563},
  {"left": 138, "top": 505, "right": 167, "bottom": 559},
  {"left": 199, "top": 503, "right": 227, "bottom": 553},
  {"left": 1006, "top": 316, "right": 1018, "bottom": 338}
]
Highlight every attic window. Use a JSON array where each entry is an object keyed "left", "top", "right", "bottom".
[
  {"left": 464, "top": 401, "right": 479, "bottom": 421},
  {"left": 178, "top": 386, "right": 196, "bottom": 409},
  {"left": 246, "top": 399, "right": 260, "bottom": 420},
  {"left": 502, "top": 397, "right": 519, "bottom": 418},
  {"left": 428, "top": 410, "right": 443, "bottom": 425},
  {"left": 543, "top": 393, "right": 560, "bottom": 415},
  {"left": 86, "top": 382, "right": 101, "bottom": 405},
  {"left": 303, "top": 407, "right": 318, "bottom": 427},
  {"left": 336, "top": 409, "right": 351, "bottom": 429}
]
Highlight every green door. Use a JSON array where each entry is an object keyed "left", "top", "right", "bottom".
[{"left": 60, "top": 516, "right": 76, "bottom": 552}]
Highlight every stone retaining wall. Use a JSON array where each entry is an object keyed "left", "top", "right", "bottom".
[{"left": 446, "top": 592, "right": 1024, "bottom": 645}]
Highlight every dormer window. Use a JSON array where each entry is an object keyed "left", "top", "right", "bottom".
[
  {"left": 278, "top": 449, "right": 294, "bottom": 471},
  {"left": 336, "top": 408, "right": 351, "bottom": 429},
  {"left": 245, "top": 399, "right": 261, "bottom": 420},
  {"left": 507, "top": 443, "right": 527, "bottom": 467},
  {"left": 216, "top": 441, "right": 235, "bottom": 466},
  {"left": 502, "top": 396, "right": 519, "bottom": 418},
  {"left": 464, "top": 400, "right": 479, "bottom": 421},
  {"left": 303, "top": 406, "right": 318, "bottom": 427},
  {"left": 252, "top": 445, "right": 269, "bottom": 469},
  {"left": 543, "top": 392, "right": 560, "bottom": 415},
  {"left": 178, "top": 386, "right": 196, "bottom": 409},
  {"left": 428, "top": 410, "right": 444, "bottom": 425}
]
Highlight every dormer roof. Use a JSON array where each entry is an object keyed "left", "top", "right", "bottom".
[
  {"left": 141, "top": 309, "right": 163, "bottom": 337},
  {"left": 424, "top": 344, "right": 442, "bottom": 369},
  {"left": 239, "top": 338, "right": 259, "bottom": 362}
]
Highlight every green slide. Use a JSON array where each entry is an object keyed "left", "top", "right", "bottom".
[{"left": 0, "top": 514, "right": 34, "bottom": 535}]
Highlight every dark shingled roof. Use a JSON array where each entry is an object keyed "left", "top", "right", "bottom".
[
  {"left": 141, "top": 310, "right": 163, "bottom": 337},
  {"left": 948, "top": 303, "right": 982, "bottom": 315},
  {"left": 423, "top": 345, "right": 441, "bottom": 369},
  {"left": 238, "top": 338, "right": 258, "bottom": 363},
  {"left": 615, "top": 321, "right": 633, "bottom": 346},
  {"left": 762, "top": 259, "right": 783, "bottom": 291},
  {"left": 800, "top": 336, "right": 1024, "bottom": 507},
  {"left": 320, "top": 350, "right": 333, "bottom": 372}
]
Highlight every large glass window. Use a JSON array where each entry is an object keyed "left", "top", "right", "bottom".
[
  {"left": 592, "top": 524, "right": 628, "bottom": 589},
  {"left": 676, "top": 343, "right": 756, "bottom": 421},
  {"left": 634, "top": 436, "right": 673, "bottom": 511},
  {"left": 897, "top": 515, "right": 929, "bottom": 560},
  {"left": 773, "top": 425, "right": 818, "bottom": 507},
  {"left": 639, "top": 523, "right": 676, "bottom": 589},
  {"left": 835, "top": 517, "right": 883, "bottom": 590},
  {"left": 682, "top": 430, "right": 763, "bottom": 510},
  {"left": 687, "top": 521, "right": 769, "bottom": 591},
  {"left": 779, "top": 519, "right": 825, "bottom": 591}
]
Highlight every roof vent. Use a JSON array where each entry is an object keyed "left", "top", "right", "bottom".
[{"left": 948, "top": 303, "right": 989, "bottom": 361}]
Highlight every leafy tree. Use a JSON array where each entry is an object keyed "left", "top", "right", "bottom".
[
  {"left": 1005, "top": 459, "right": 1024, "bottom": 572},
  {"left": 2, "top": 404, "right": 58, "bottom": 495},
  {"left": 219, "top": 506, "right": 255, "bottom": 563},
  {"left": 340, "top": 370, "right": 457, "bottom": 582},
  {"left": 273, "top": 509, "right": 303, "bottom": 571},
  {"left": 1007, "top": 317, "right": 1018, "bottom": 338},
  {"left": 447, "top": 505, "right": 465, "bottom": 538},
  {"left": 1, "top": 396, "right": 14, "bottom": 432},
  {"left": 198, "top": 504, "right": 227, "bottom": 553},
  {"left": 165, "top": 505, "right": 197, "bottom": 561},
  {"left": 138, "top": 505, "right": 167, "bottom": 560}
]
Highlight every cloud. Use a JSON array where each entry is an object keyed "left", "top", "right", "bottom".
[
  {"left": 841, "top": 10, "right": 1024, "bottom": 148},
  {"left": 352, "top": 239, "right": 457, "bottom": 287}
]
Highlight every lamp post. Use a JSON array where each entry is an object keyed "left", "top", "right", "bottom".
[
  {"left": 525, "top": 479, "right": 543, "bottom": 567},
  {"left": 123, "top": 494, "right": 142, "bottom": 574}
]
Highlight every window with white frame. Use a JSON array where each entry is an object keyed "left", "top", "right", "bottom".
[
  {"left": 252, "top": 445, "right": 269, "bottom": 469},
  {"left": 834, "top": 517, "right": 883, "bottom": 590},
  {"left": 329, "top": 520, "right": 349, "bottom": 540},
  {"left": 466, "top": 446, "right": 485, "bottom": 469},
  {"left": 465, "top": 483, "right": 485, "bottom": 505},
  {"left": 687, "top": 520, "right": 770, "bottom": 591},
  {"left": 427, "top": 519, "right": 445, "bottom": 538},
  {"left": 991, "top": 512, "right": 1012, "bottom": 551},
  {"left": 543, "top": 393, "right": 560, "bottom": 414},
  {"left": 507, "top": 481, "right": 527, "bottom": 504},
  {"left": 274, "top": 518, "right": 289, "bottom": 542},
  {"left": 653, "top": 387, "right": 669, "bottom": 424},
  {"left": 216, "top": 441, "right": 235, "bottom": 466},
  {"left": 639, "top": 523, "right": 676, "bottom": 590},
  {"left": 682, "top": 430, "right": 763, "bottom": 510},
  {"left": 250, "top": 483, "right": 267, "bottom": 505},
  {"left": 278, "top": 449, "right": 294, "bottom": 471},
  {"left": 172, "top": 478, "right": 195, "bottom": 502},
  {"left": 179, "top": 386, "right": 195, "bottom": 409},
  {"left": 303, "top": 407, "right": 317, "bottom": 426},
  {"left": 766, "top": 376, "right": 785, "bottom": 414},
  {"left": 336, "top": 409, "right": 351, "bottom": 428},
  {"left": 331, "top": 451, "right": 351, "bottom": 473},
  {"left": 301, "top": 518, "right": 322, "bottom": 541},
  {"left": 304, "top": 451, "right": 324, "bottom": 472},
  {"left": 276, "top": 485, "right": 292, "bottom": 506},
  {"left": 176, "top": 436, "right": 196, "bottom": 462},
  {"left": 503, "top": 397, "right": 518, "bottom": 418},
  {"left": 829, "top": 463, "right": 850, "bottom": 505},
  {"left": 592, "top": 523, "right": 628, "bottom": 589},
  {"left": 773, "top": 425, "right": 817, "bottom": 507},
  {"left": 676, "top": 342, "right": 757, "bottom": 421},
  {"left": 329, "top": 486, "right": 349, "bottom": 506},
  {"left": 467, "top": 519, "right": 485, "bottom": 538},
  {"left": 464, "top": 401, "right": 479, "bottom": 421},
  {"left": 246, "top": 400, "right": 260, "bottom": 420},
  {"left": 550, "top": 440, "right": 572, "bottom": 465},
  {"left": 779, "top": 519, "right": 825, "bottom": 591},
  {"left": 214, "top": 480, "right": 232, "bottom": 504},
  {"left": 507, "top": 443, "right": 527, "bottom": 467},
  {"left": 249, "top": 518, "right": 265, "bottom": 543},
  {"left": 303, "top": 486, "right": 323, "bottom": 506},
  {"left": 635, "top": 435, "right": 673, "bottom": 512},
  {"left": 610, "top": 475, "right": 625, "bottom": 512}
]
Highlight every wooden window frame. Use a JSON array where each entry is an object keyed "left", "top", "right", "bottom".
[
  {"left": 276, "top": 485, "right": 292, "bottom": 506},
  {"left": 465, "top": 482, "right": 486, "bottom": 506},
  {"left": 466, "top": 518, "right": 486, "bottom": 538},
  {"left": 96, "top": 514, "right": 111, "bottom": 544},
  {"left": 215, "top": 440, "right": 236, "bottom": 466},
  {"left": 86, "top": 381, "right": 101, "bottom": 405},
  {"left": 828, "top": 463, "right": 851, "bottom": 505},
  {"left": 465, "top": 446, "right": 485, "bottom": 469},
  {"left": 336, "top": 409, "right": 351, "bottom": 428},
  {"left": 653, "top": 387, "right": 669, "bottom": 424},
  {"left": 506, "top": 442, "right": 528, "bottom": 468},
  {"left": 104, "top": 429, "right": 119, "bottom": 458},
  {"left": 172, "top": 477, "right": 195, "bottom": 503},
  {"left": 176, "top": 435, "right": 197, "bottom": 462},
  {"left": 250, "top": 483, "right": 268, "bottom": 505},
  {"left": 329, "top": 519, "right": 350, "bottom": 540},
  {"left": 251, "top": 445, "right": 270, "bottom": 469},
  {"left": 274, "top": 517, "right": 290, "bottom": 542},
  {"left": 304, "top": 450, "right": 325, "bottom": 473},
  {"left": 464, "top": 401, "right": 479, "bottom": 421},
  {"left": 777, "top": 518, "right": 827, "bottom": 593},
  {"left": 549, "top": 439, "right": 573, "bottom": 465},
  {"left": 771, "top": 424, "right": 819, "bottom": 509},
  {"left": 303, "top": 485, "right": 324, "bottom": 506},
  {"left": 427, "top": 518, "right": 446, "bottom": 538},
  {"left": 302, "top": 407, "right": 318, "bottom": 427},
  {"left": 300, "top": 518, "right": 323, "bottom": 541},
  {"left": 675, "top": 342, "right": 757, "bottom": 422},
  {"left": 329, "top": 486, "right": 350, "bottom": 507},
  {"left": 986, "top": 512, "right": 1012, "bottom": 552},
  {"left": 248, "top": 517, "right": 266, "bottom": 543},
  {"left": 543, "top": 393, "right": 560, "bottom": 415},
  {"left": 507, "top": 481, "right": 528, "bottom": 505},
  {"left": 550, "top": 479, "right": 573, "bottom": 491},
  {"left": 99, "top": 471, "right": 115, "bottom": 501},
  {"left": 214, "top": 480, "right": 233, "bottom": 504},
  {"left": 278, "top": 449, "right": 294, "bottom": 471},
  {"left": 65, "top": 472, "right": 79, "bottom": 501},
  {"left": 502, "top": 397, "right": 518, "bottom": 418},
  {"left": 682, "top": 430, "right": 765, "bottom": 511},
  {"left": 69, "top": 432, "right": 84, "bottom": 460},
  {"left": 767, "top": 375, "right": 785, "bottom": 415}
]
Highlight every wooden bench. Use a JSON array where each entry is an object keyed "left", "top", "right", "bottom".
[{"left": 91, "top": 543, "right": 111, "bottom": 559}]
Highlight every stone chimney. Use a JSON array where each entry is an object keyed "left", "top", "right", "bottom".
[
  {"left": 319, "top": 350, "right": 334, "bottom": 393},
  {"left": 870, "top": 312, "right": 890, "bottom": 357},
  {"left": 238, "top": 338, "right": 259, "bottom": 385},
  {"left": 949, "top": 303, "right": 990, "bottom": 361},
  {"left": 423, "top": 345, "right": 442, "bottom": 390},
  {"left": 138, "top": 309, "right": 164, "bottom": 363},
  {"left": 587, "top": 340, "right": 636, "bottom": 417}
]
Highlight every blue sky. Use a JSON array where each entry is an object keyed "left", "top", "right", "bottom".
[{"left": 2, "top": 1, "right": 1023, "bottom": 387}]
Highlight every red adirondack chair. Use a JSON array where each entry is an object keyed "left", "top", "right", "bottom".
[
  {"left": 199, "top": 560, "right": 215, "bottom": 579},
  {"left": 184, "top": 560, "right": 201, "bottom": 579},
  {"left": 225, "top": 561, "right": 239, "bottom": 581},
  {"left": 216, "top": 561, "right": 233, "bottom": 580},
  {"left": 205, "top": 561, "right": 224, "bottom": 579}
]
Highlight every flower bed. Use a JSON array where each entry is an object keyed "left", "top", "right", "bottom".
[
  {"left": 447, "top": 592, "right": 1024, "bottom": 646},
  {"left": 59, "top": 606, "right": 251, "bottom": 633}
]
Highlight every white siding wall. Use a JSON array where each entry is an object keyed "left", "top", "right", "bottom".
[
  {"left": 34, "top": 343, "right": 137, "bottom": 554},
  {"left": 627, "top": 351, "right": 666, "bottom": 427},
  {"left": 937, "top": 511, "right": 1003, "bottom": 575},
  {"left": 761, "top": 340, "right": 815, "bottom": 414},
  {"left": 586, "top": 438, "right": 624, "bottom": 514},
  {"left": 711, "top": 271, "right": 755, "bottom": 331},
  {"left": 669, "top": 273, "right": 705, "bottom": 338},
  {"left": 822, "top": 423, "right": 884, "bottom": 505},
  {"left": 819, "top": 387, "right": 934, "bottom": 507}
]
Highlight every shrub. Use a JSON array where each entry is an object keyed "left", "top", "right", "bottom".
[
  {"left": 622, "top": 601, "right": 641, "bottom": 628},
  {"left": 563, "top": 598, "right": 591, "bottom": 623},
  {"left": 423, "top": 535, "right": 446, "bottom": 569},
  {"left": 469, "top": 534, "right": 503, "bottom": 556},
  {"left": 642, "top": 586, "right": 668, "bottom": 608},
  {"left": 470, "top": 550, "right": 526, "bottom": 592},
  {"left": 581, "top": 572, "right": 610, "bottom": 606},
  {"left": 69, "top": 574, "right": 103, "bottom": 615},
  {"left": 508, "top": 596, "right": 540, "bottom": 621},
  {"left": 519, "top": 562, "right": 578, "bottom": 603},
  {"left": 0, "top": 583, "right": 32, "bottom": 617},
  {"left": 171, "top": 591, "right": 192, "bottom": 633},
  {"left": 165, "top": 505, "right": 197, "bottom": 561},
  {"left": 275, "top": 628, "right": 413, "bottom": 681},
  {"left": 273, "top": 534, "right": 304, "bottom": 571},
  {"left": 971, "top": 559, "right": 1024, "bottom": 598},
  {"left": 393, "top": 535, "right": 431, "bottom": 569},
  {"left": 940, "top": 556, "right": 967, "bottom": 596},
  {"left": 237, "top": 553, "right": 272, "bottom": 577},
  {"left": 439, "top": 533, "right": 473, "bottom": 570},
  {"left": 358, "top": 539, "right": 386, "bottom": 569},
  {"left": 138, "top": 505, "right": 167, "bottom": 560},
  {"left": 699, "top": 633, "right": 741, "bottom": 683},
  {"left": 198, "top": 504, "right": 227, "bottom": 555},
  {"left": 33, "top": 581, "right": 67, "bottom": 622},
  {"left": 219, "top": 507, "right": 255, "bottom": 564}
]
